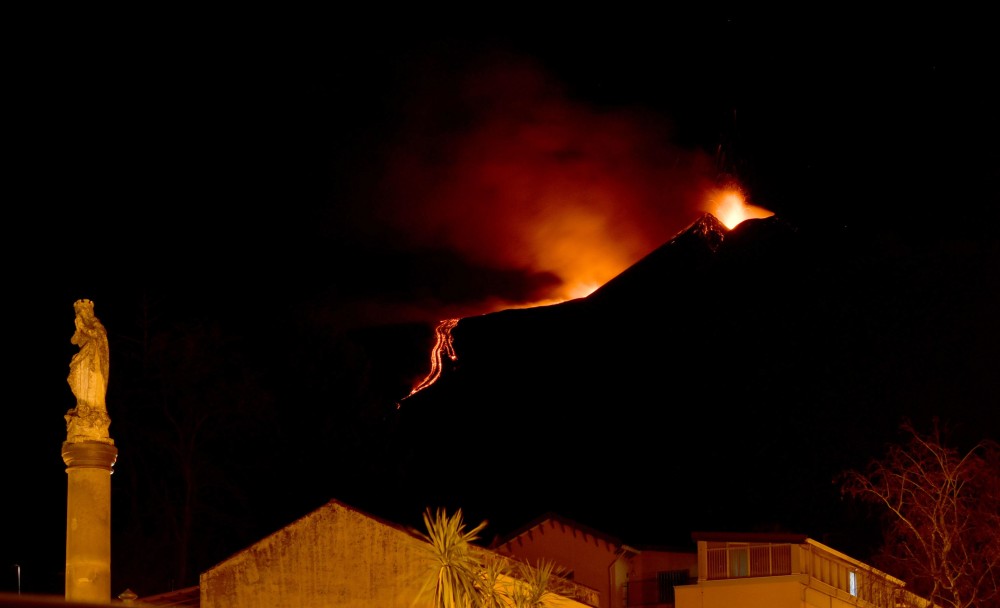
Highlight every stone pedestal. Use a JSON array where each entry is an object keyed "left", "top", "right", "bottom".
[{"left": 63, "top": 440, "right": 117, "bottom": 604}]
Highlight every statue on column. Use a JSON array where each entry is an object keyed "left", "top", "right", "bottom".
[{"left": 65, "top": 299, "right": 113, "bottom": 444}]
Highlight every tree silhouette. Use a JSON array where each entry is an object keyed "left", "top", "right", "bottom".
[
  {"left": 839, "top": 419, "right": 1000, "bottom": 608},
  {"left": 108, "top": 293, "right": 278, "bottom": 595}
]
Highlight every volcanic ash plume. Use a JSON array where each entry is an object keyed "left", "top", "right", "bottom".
[{"left": 331, "top": 50, "right": 770, "bottom": 327}]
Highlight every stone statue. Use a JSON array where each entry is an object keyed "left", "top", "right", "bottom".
[{"left": 65, "top": 299, "right": 113, "bottom": 444}]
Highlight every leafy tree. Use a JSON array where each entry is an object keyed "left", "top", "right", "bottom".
[{"left": 839, "top": 419, "right": 1000, "bottom": 608}]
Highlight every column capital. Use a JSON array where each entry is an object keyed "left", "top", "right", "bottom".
[{"left": 62, "top": 441, "right": 118, "bottom": 471}]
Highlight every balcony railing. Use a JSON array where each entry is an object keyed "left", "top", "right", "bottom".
[{"left": 706, "top": 543, "right": 792, "bottom": 579}]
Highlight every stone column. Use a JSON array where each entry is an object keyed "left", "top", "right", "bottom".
[
  {"left": 62, "top": 299, "right": 117, "bottom": 604},
  {"left": 63, "top": 440, "right": 117, "bottom": 604}
]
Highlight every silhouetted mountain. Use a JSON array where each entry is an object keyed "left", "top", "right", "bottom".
[
  {"left": 589, "top": 212, "right": 728, "bottom": 302},
  {"left": 362, "top": 211, "right": 1000, "bottom": 557}
]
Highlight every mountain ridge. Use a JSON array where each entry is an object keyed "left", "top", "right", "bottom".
[{"left": 345, "top": 210, "right": 999, "bottom": 556}]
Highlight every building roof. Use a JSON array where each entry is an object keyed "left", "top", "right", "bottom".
[
  {"left": 691, "top": 531, "right": 809, "bottom": 544},
  {"left": 491, "top": 512, "right": 625, "bottom": 550}
]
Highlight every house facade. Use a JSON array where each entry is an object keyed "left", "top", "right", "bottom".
[
  {"left": 492, "top": 513, "right": 697, "bottom": 608},
  {"left": 674, "top": 531, "right": 929, "bottom": 608},
  {"left": 146, "top": 505, "right": 927, "bottom": 608},
  {"left": 197, "top": 500, "right": 594, "bottom": 608}
]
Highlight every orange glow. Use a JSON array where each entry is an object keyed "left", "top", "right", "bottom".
[
  {"left": 348, "top": 54, "right": 786, "bottom": 332},
  {"left": 704, "top": 185, "right": 773, "bottom": 229},
  {"left": 365, "top": 54, "right": 732, "bottom": 323},
  {"left": 394, "top": 182, "right": 776, "bottom": 405},
  {"left": 398, "top": 318, "right": 460, "bottom": 407},
  {"left": 566, "top": 281, "right": 602, "bottom": 300}
]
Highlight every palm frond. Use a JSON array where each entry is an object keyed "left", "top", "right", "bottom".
[
  {"left": 510, "top": 559, "right": 569, "bottom": 608},
  {"left": 412, "top": 507, "right": 489, "bottom": 608}
]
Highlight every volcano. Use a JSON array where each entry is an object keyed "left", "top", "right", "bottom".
[{"left": 350, "top": 211, "right": 999, "bottom": 556}]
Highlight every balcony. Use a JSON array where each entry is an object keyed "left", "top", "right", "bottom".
[{"left": 705, "top": 542, "right": 792, "bottom": 579}]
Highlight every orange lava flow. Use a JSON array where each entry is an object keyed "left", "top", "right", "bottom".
[{"left": 398, "top": 318, "right": 460, "bottom": 407}]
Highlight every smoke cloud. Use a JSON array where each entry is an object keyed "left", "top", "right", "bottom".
[{"left": 327, "top": 49, "right": 722, "bottom": 327}]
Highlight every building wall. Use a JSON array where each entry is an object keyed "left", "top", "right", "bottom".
[
  {"left": 494, "top": 518, "right": 697, "bottom": 608},
  {"left": 200, "top": 500, "right": 593, "bottom": 608},
  {"left": 200, "top": 500, "right": 435, "bottom": 608},
  {"left": 674, "top": 576, "right": 889, "bottom": 608},
  {"left": 627, "top": 551, "right": 697, "bottom": 580},
  {"left": 676, "top": 535, "right": 925, "bottom": 608},
  {"left": 675, "top": 577, "right": 805, "bottom": 608},
  {"left": 495, "top": 518, "right": 616, "bottom": 608},
  {"left": 624, "top": 551, "right": 698, "bottom": 607}
]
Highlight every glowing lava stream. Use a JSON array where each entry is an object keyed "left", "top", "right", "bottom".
[
  {"left": 396, "top": 187, "right": 771, "bottom": 410},
  {"left": 398, "top": 318, "right": 460, "bottom": 408}
]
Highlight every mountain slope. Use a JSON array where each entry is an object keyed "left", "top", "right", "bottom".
[{"left": 374, "top": 212, "right": 999, "bottom": 555}]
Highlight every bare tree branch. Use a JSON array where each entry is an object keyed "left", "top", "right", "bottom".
[{"left": 838, "top": 419, "right": 1000, "bottom": 608}]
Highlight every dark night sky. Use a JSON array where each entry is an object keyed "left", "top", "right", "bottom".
[{"left": 4, "top": 8, "right": 998, "bottom": 597}]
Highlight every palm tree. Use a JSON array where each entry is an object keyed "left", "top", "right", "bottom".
[
  {"left": 413, "top": 507, "right": 488, "bottom": 608},
  {"left": 479, "top": 554, "right": 513, "bottom": 608},
  {"left": 506, "top": 558, "right": 569, "bottom": 608},
  {"left": 413, "top": 507, "right": 572, "bottom": 608}
]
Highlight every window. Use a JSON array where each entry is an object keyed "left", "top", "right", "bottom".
[
  {"left": 849, "top": 571, "right": 858, "bottom": 596},
  {"left": 729, "top": 546, "right": 749, "bottom": 577}
]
